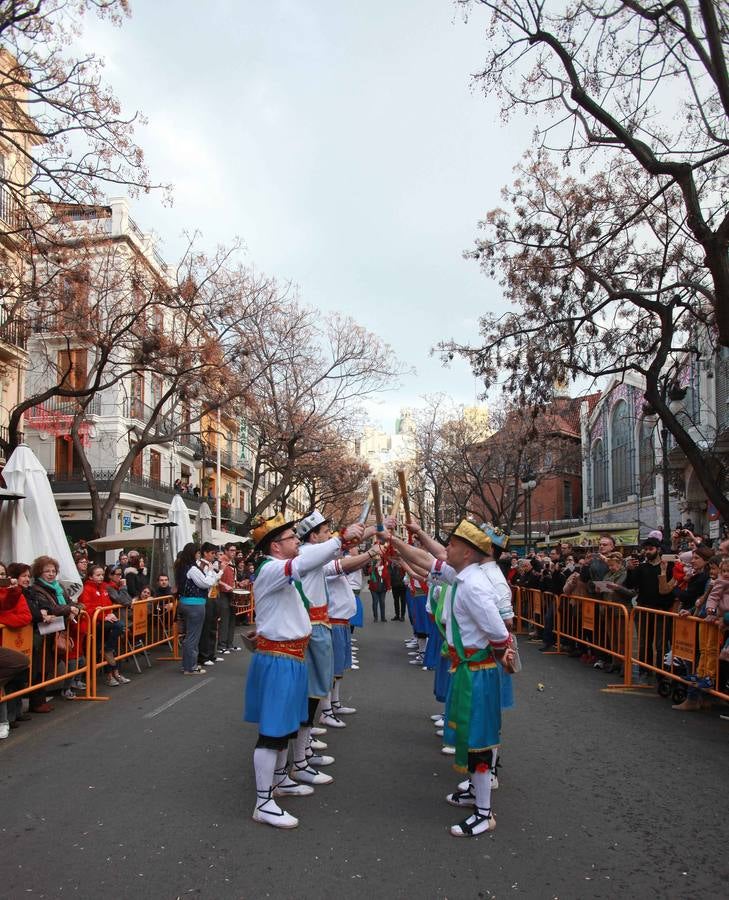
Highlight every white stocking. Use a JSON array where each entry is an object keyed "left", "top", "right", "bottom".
[
  {"left": 292, "top": 726, "right": 311, "bottom": 765},
  {"left": 471, "top": 768, "right": 492, "bottom": 813},
  {"left": 253, "top": 746, "right": 278, "bottom": 798},
  {"left": 331, "top": 679, "right": 341, "bottom": 705}
]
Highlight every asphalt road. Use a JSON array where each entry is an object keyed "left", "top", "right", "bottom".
[{"left": 2, "top": 593, "right": 728, "bottom": 900}]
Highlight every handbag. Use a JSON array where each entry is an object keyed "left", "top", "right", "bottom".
[{"left": 56, "top": 630, "right": 74, "bottom": 654}]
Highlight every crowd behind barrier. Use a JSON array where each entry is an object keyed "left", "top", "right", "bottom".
[
  {"left": 512, "top": 587, "right": 729, "bottom": 704},
  {"left": 505, "top": 525, "right": 729, "bottom": 711},
  {"left": 0, "top": 543, "right": 257, "bottom": 740}
]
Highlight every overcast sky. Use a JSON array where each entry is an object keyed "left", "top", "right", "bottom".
[{"left": 84, "top": 1, "right": 533, "bottom": 428}]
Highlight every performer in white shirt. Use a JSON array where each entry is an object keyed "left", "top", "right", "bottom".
[
  {"left": 292, "top": 511, "right": 368, "bottom": 771},
  {"left": 324, "top": 543, "right": 381, "bottom": 716},
  {"left": 244, "top": 513, "right": 351, "bottom": 830},
  {"left": 389, "top": 519, "right": 516, "bottom": 837}
]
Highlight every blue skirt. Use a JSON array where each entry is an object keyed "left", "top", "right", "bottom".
[
  {"left": 443, "top": 665, "right": 502, "bottom": 752},
  {"left": 244, "top": 651, "right": 308, "bottom": 737},
  {"left": 499, "top": 665, "right": 515, "bottom": 710},
  {"left": 413, "top": 593, "right": 429, "bottom": 636},
  {"left": 306, "top": 623, "right": 334, "bottom": 698},
  {"left": 349, "top": 593, "right": 363, "bottom": 628},
  {"left": 423, "top": 618, "right": 441, "bottom": 670},
  {"left": 331, "top": 623, "right": 352, "bottom": 676},
  {"left": 405, "top": 588, "right": 415, "bottom": 628},
  {"left": 434, "top": 652, "right": 451, "bottom": 703}
]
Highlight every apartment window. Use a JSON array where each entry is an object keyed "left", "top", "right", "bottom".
[
  {"left": 55, "top": 436, "right": 81, "bottom": 477},
  {"left": 611, "top": 400, "right": 633, "bottom": 503},
  {"left": 638, "top": 418, "right": 656, "bottom": 496},
  {"left": 149, "top": 450, "right": 161, "bottom": 484},
  {"left": 563, "top": 480, "right": 573, "bottom": 518},
  {"left": 57, "top": 348, "right": 87, "bottom": 391},
  {"left": 131, "top": 373, "right": 144, "bottom": 419},
  {"left": 131, "top": 452, "right": 143, "bottom": 479},
  {"left": 592, "top": 439, "right": 608, "bottom": 507},
  {"left": 150, "top": 375, "right": 163, "bottom": 410}
]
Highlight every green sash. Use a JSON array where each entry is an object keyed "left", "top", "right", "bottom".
[
  {"left": 432, "top": 583, "right": 449, "bottom": 657},
  {"left": 447, "top": 582, "right": 490, "bottom": 770},
  {"left": 255, "top": 556, "right": 310, "bottom": 611}
]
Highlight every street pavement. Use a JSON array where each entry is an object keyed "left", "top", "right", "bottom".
[{"left": 1, "top": 594, "right": 728, "bottom": 899}]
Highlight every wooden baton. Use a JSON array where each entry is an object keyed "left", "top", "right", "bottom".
[
  {"left": 397, "top": 469, "right": 411, "bottom": 524},
  {"left": 371, "top": 478, "right": 384, "bottom": 532}
]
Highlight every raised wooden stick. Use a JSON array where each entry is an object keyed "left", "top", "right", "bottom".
[
  {"left": 371, "top": 478, "right": 384, "bottom": 532},
  {"left": 356, "top": 497, "right": 372, "bottom": 526},
  {"left": 389, "top": 486, "right": 401, "bottom": 518},
  {"left": 397, "top": 469, "right": 411, "bottom": 524}
]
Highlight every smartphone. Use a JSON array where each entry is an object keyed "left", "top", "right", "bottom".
[{"left": 0, "top": 576, "right": 11, "bottom": 587}]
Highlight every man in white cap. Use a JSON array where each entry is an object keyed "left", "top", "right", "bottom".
[
  {"left": 325, "top": 542, "right": 381, "bottom": 718},
  {"left": 293, "top": 510, "right": 374, "bottom": 774},
  {"left": 244, "top": 513, "right": 361, "bottom": 829}
]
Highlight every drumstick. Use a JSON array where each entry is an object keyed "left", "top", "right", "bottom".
[
  {"left": 371, "top": 478, "right": 384, "bottom": 532},
  {"left": 397, "top": 470, "right": 411, "bottom": 524},
  {"left": 389, "top": 487, "right": 401, "bottom": 518},
  {"left": 357, "top": 498, "right": 372, "bottom": 526}
]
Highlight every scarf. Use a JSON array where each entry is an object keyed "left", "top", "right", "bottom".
[{"left": 38, "top": 577, "right": 67, "bottom": 606}]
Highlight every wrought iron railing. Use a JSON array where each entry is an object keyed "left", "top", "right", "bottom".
[
  {"left": 27, "top": 394, "right": 102, "bottom": 417},
  {"left": 0, "top": 314, "right": 29, "bottom": 350},
  {"left": 0, "top": 186, "right": 21, "bottom": 230}
]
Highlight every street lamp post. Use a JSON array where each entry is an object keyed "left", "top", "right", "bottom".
[{"left": 521, "top": 477, "right": 537, "bottom": 554}]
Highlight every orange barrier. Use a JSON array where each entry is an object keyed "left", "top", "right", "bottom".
[
  {"left": 628, "top": 607, "right": 728, "bottom": 701},
  {"left": 0, "top": 610, "right": 96, "bottom": 704},
  {"left": 88, "top": 595, "right": 177, "bottom": 697},
  {"left": 513, "top": 586, "right": 729, "bottom": 703},
  {"left": 556, "top": 593, "right": 630, "bottom": 666},
  {"left": 514, "top": 587, "right": 552, "bottom": 637}
]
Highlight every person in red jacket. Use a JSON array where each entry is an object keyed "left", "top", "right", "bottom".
[
  {"left": 367, "top": 558, "right": 391, "bottom": 622},
  {"left": 80, "top": 565, "right": 130, "bottom": 687},
  {"left": 0, "top": 575, "right": 33, "bottom": 734}
]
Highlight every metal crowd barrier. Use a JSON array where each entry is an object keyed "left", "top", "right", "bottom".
[
  {"left": 0, "top": 610, "right": 96, "bottom": 704},
  {"left": 1, "top": 590, "right": 254, "bottom": 715},
  {"left": 88, "top": 595, "right": 177, "bottom": 698},
  {"left": 512, "top": 587, "right": 729, "bottom": 703}
]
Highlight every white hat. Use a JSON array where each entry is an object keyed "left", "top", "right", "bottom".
[{"left": 296, "top": 509, "right": 327, "bottom": 540}]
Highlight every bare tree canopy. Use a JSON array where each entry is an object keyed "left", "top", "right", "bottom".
[{"left": 457, "top": 0, "right": 729, "bottom": 343}]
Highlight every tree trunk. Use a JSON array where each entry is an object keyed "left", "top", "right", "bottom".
[{"left": 643, "top": 380, "right": 729, "bottom": 522}]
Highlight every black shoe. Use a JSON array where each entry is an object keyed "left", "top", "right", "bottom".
[{"left": 539, "top": 644, "right": 555, "bottom": 652}]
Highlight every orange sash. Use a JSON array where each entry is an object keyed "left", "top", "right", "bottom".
[{"left": 256, "top": 636, "right": 309, "bottom": 661}]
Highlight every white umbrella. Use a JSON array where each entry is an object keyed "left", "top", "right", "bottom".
[
  {"left": 196, "top": 501, "right": 213, "bottom": 543},
  {"left": 168, "top": 493, "right": 194, "bottom": 558},
  {"left": 0, "top": 491, "right": 33, "bottom": 566},
  {"left": 88, "top": 521, "right": 172, "bottom": 550},
  {"left": 1, "top": 445, "right": 80, "bottom": 594}
]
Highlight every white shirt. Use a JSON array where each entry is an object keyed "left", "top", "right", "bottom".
[
  {"left": 430, "top": 561, "right": 509, "bottom": 649},
  {"left": 346, "top": 568, "right": 363, "bottom": 592},
  {"left": 480, "top": 560, "right": 514, "bottom": 621},
  {"left": 186, "top": 564, "right": 223, "bottom": 591},
  {"left": 254, "top": 538, "right": 342, "bottom": 641},
  {"left": 324, "top": 559, "right": 356, "bottom": 620},
  {"left": 298, "top": 539, "right": 341, "bottom": 610}
]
